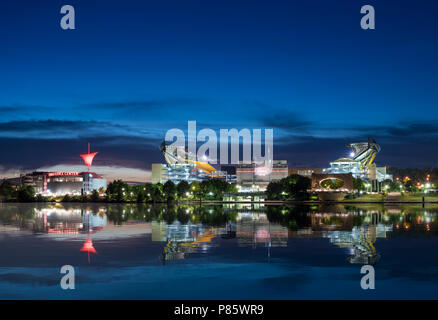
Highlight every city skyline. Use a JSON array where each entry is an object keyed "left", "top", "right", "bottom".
[{"left": 1, "top": 0, "right": 438, "bottom": 182}]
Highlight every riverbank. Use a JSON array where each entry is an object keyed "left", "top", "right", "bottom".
[
  {"left": 2, "top": 199, "right": 438, "bottom": 204},
  {"left": 1, "top": 192, "right": 437, "bottom": 204}
]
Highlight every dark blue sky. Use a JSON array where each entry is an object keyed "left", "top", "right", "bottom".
[{"left": 1, "top": 0, "right": 437, "bottom": 181}]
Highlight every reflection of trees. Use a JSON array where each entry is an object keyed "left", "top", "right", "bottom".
[
  {"left": 0, "top": 204, "right": 36, "bottom": 228},
  {"left": 3, "top": 202, "right": 438, "bottom": 236},
  {"left": 15, "top": 204, "right": 35, "bottom": 227},
  {"left": 161, "top": 206, "right": 177, "bottom": 224},
  {"left": 177, "top": 207, "right": 189, "bottom": 224},
  {"left": 266, "top": 205, "right": 311, "bottom": 231},
  {"left": 106, "top": 204, "right": 127, "bottom": 225}
]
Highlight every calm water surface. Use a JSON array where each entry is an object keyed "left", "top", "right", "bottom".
[{"left": 0, "top": 202, "right": 437, "bottom": 299}]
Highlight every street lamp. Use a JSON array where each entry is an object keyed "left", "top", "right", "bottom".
[{"left": 365, "top": 183, "right": 371, "bottom": 192}]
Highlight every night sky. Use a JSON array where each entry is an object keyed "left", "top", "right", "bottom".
[{"left": 1, "top": 0, "right": 437, "bottom": 182}]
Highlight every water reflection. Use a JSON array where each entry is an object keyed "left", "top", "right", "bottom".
[
  {"left": 0, "top": 203, "right": 437, "bottom": 267},
  {"left": 155, "top": 221, "right": 217, "bottom": 264}
]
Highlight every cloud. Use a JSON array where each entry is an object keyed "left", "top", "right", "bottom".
[
  {"left": 0, "top": 135, "right": 162, "bottom": 175},
  {"left": 272, "top": 132, "right": 438, "bottom": 169},
  {"left": 0, "top": 120, "right": 164, "bottom": 141},
  {"left": 262, "top": 110, "right": 312, "bottom": 131},
  {"left": 332, "top": 120, "right": 438, "bottom": 139},
  {"left": 0, "top": 105, "right": 54, "bottom": 118},
  {"left": 0, "top": 98, "right": 211, "bottom": 124},
  {"left": 87, "top": 98, "right": 206, "bottom": 110},
  {"left": 379, "top": 121, "right": 438, "bottom": 138},
  {"left": 0, "top": 120, "right": 108, "bottom": 133},
  {"left": 1, "top": 103, "right": 438, "bottom": 172}
]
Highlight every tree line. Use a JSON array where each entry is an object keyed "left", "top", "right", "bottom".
[
  {"left": 0, "top": 179, "right": 238, "bottom": 203},
  {"left": 2, "top": 172, "right": 436, "bottom": 203}
]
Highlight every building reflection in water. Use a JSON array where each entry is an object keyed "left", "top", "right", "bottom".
[
  {"left": 0, "top": 203, "right": 437, "bottom": 266},
  {"left": 152, "top": 220, "right": 218, "bottom": 264},
  {"left": 231, "top": 212, "right": 288, "bottom": 258},
  {"left": 32, "top": 207, "right": 107, "bottom": 263},
  {"left": 308, "top": 211, "right": 392, "bottom": 265},
  {"left": 32, "top": 207, "right": 107, "bottom": 235}
]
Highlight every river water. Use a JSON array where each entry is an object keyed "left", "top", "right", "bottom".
[{"left": 0, "top": 202, "right": 437, "bottom": 299}]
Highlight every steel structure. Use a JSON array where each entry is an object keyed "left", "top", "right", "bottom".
[
  {"left": 80, "top": 143, "right": 98, "bottom": 172},
  {"left": 347, "top": 138, "right": 381, "bottom": 169},
  {"left": 159, "top": 141, "right": 217, "bottom": 175}
]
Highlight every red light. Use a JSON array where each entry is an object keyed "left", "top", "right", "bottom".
[
  {"left": 80, "top": 152, "right": 98, "bottom": 168},
  {"left": 48, "top": 172, "right": 79, "bottom": 177},
  {"left": 80, "top": 238, "right": 97, "bottom": 254},
  {"left": 81, "top": 237, "right": 97, "bottom": 263},
  {"left": 255, "top": 166, "right": 270, "bottom": 176}
]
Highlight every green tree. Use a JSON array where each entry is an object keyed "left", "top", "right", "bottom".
[
  {"left": 266, "top": 181, "right": 284, "bottom": 200},
  {"left": 130, "top": 185, "right": 146, "bottom": 203},
  {"left": 0, "top": 181, "right": 15, "bottom": 201},
  {"left": 266, "top": 174, "right": 311, "bottom": 201},
  {"left": 136, "top": 189, "right": 146, "bottom": 202},
  {"left": 152, "top": 183, "right": 164, "bottom": 203},
  {"left": 226, "top": 183, "right": 238, "bottom": 193},
  {"left": 353, "top": 178, "right": 366, "bottom": 191},
  {"left": 177, "top": 180, "right": 190, "bottom": 199},
  {"left": 404, "top": 180, "right": 416, "bottom": 192},
  {"left": 16, "top": 185, "right": 35, "bottom": 202},
  {"left": 91, "top": 189, "right": 100, "bottom": 202},
  {"left": 382, "top": 179, "right": 400, "bottom": 192},
  {"left": 190, "top": 181, "right": 202, "bottom": 202},
  {"left": 163, "top": 180, "right": 176, "bottom": 201},
  {"left": 106, "top": 180, "right": 129, "bottom": 202},
  {"left": 62, "top": 194, "right": 72, "bottom": 202},
  {"left": 282, "top": 174, "right": 311, "bottom": 199},
  {"left": 143, "top": 183, "right": 155, "bottom": 202}
]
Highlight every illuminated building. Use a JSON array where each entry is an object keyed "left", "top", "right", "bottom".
[
  {"left": 81, "top": 171, "right": 107, "bottom": 193},
  {"left": 18, "top": 171, "right": 106, "bottom": 195},
  {"left": 16, "top": 144, "right": 107, "bottom": 195},
  {"left": 323, "top": 158, "right": 363, "bottom": 178},
  {"left": 236, "top": 160, "right": 288, "bottom": 192},
  {"left": 220, "top": 165, "right": 237, "bottom": 183},
  {"left": 322, "top": 139, "right": 392, "bottom": 182},
  {"left": 19, "top": 171, "right": 47, "bottom": 193},
  {"left": 152, "top": 141, "right": 227, "bottom": 184},
  {"left": 46, "top": 172, "right": 83, "bottom": 195},
  {"left": 152, "top": 162, "right": 208, "bottom": 184},
  {"left": 289, "top": 167, "right": 322, "bottom": 177}
]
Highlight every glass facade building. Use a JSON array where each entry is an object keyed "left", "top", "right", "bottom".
[
  {"left": 152, "top": 163, "right": 209, "bottom": 184},
  {"left": 322, "top": 158, "right": 392, "bottom": 182}
]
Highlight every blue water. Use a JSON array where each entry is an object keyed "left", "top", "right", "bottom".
[{"left": 0, "top": 203, "right": 437, "bottom": 299}]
